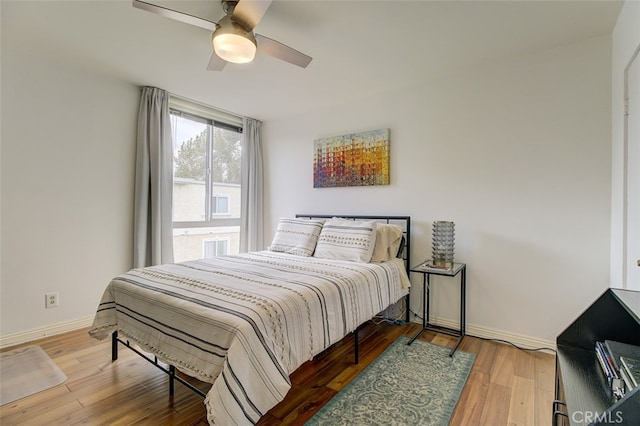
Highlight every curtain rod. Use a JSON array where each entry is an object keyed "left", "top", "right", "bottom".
[{"left": 169, "top": 92, "right": 245, "bottom": 121}]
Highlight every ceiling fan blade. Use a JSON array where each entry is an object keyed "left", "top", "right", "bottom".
[
  {"left": 231, "top": 0, "right": 273, "bottom": 31},
  {"left": 207, "top": 52, "right": 228, "bottom": 71},
  {"left": 132, "top": 0, "right": 217, "bottom": 31},
  {"left": 255, "top": 34, "right": 312, "bottom": 68}
]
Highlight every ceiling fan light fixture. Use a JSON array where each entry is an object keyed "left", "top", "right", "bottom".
[
  {"left": 213, "top": 33, "right": 256, "bottom": 63},
  {"left": 212, "top": 16, "right": 257, "bottom": 64}
]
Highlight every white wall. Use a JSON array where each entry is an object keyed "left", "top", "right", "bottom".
[
  {"left": 611, "top": 0, "right": 640, "bottom": 290},
  {"left": 0, "top": 12, "right": 616, "bottom": 348},
  {"left": 263, "top": 35, "right": 612, "bottom": 344},
  {"left": 0, "top": 47, "right": 139, "bottom": 340}
]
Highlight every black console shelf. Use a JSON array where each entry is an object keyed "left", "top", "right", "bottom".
[{"left": 554, "top": 288, "right": 640, "bottom": 425}]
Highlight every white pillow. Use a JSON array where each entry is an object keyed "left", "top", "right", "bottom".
[
  {"left": 313, "top": 218, "right": 378, "bottom": 263},
  {"left": 268, "top": 218, "right": 324, "bottom": 256},
  {"left": 371, "top": 223, "right": 404, "bottom": 262}
]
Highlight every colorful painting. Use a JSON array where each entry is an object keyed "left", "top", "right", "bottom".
[{"left": 313, "top": 128, "right": 390, "bottom": 188}]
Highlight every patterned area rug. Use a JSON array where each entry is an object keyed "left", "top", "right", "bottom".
[
  {"left": 0, "top": 345, "right": 67, "bottom": 406},
  {"left": 306, "top": 335, "right": 475, "bottom": 425}
]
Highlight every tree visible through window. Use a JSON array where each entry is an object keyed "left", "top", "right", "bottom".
[
  {"left": 170, "top": 105, "right": 242, "bottom": 262},
  {"left": 174, "top": 126, "right": 241, "bottom": 185}
]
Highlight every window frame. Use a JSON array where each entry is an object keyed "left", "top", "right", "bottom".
[{"left": 169, "top": 99, "right": 242, "bottom": 230}]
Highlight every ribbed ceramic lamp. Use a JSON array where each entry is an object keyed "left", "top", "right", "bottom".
[{"left": 432, "top": 221, "right": 455, "bottom": 268}]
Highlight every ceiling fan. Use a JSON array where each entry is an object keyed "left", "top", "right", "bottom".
[{"left": 132, "top": 0, "right": 312, "bottom": 71}]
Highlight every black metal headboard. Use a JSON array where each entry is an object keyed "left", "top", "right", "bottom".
[{"left": 295, "top": 214, "right": 411, "bottom": 274}]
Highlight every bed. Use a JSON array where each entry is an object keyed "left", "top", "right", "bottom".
[{"left": 89, "top": 215, "right": 411, "bottom": 425}]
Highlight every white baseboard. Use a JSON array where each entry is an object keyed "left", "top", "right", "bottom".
[
  {"left": 410, "top": 315, "right": 556, "bottom": 353},
  {"left": 0, "top": 316, "right": 94, "bottom": 349},
  {"left": 1, "top": 314, "right": 556, "bottom": 355}
]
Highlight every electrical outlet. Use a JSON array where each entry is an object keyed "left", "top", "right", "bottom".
[{"left": 45, "top": 292, "right": 59, "bottom": 308}]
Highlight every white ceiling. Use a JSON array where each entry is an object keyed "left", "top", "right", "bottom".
[{"left": 2, "top": 0, "right": 623, "bottom": 121}]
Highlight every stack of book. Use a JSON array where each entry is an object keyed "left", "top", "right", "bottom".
[
  {"left": 620, "top": 356, "right": 639, "bottom": 391},
  {"left": 595, "top": 341, "right": 623, "bottom": 399},
  {"left": 595, "top": 340, "right": 640, "bottom": 399}
]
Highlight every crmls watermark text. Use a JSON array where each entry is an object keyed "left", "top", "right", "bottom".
[{"left": 572, "top": 411, "right": 624, "bottom": 424}]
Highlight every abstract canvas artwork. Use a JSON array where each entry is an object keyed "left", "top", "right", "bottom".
[{"left": 313, "top": 128, "right": 390, "bottom": 188}]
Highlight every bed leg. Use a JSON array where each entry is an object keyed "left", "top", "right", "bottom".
[
  {"left": 405, "top": 293, "right": 411, "bottom": 323},
  {"left": 111, "top": 331, "right": 119, "bottom": 361},
  {"left": 354, "top": 328, "right": 359, "bottom": 365},
  {"left": 169, "top": 365, "right": 176, "bottom": 396}
]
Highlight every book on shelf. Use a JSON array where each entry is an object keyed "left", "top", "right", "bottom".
[
  {"left": 620, "top": 356, "right": 640, "bottom": 388},
  {"left": 605, "top": 339, "right": 640, "bottom": 371},
  {"left": 597, "top": 340, "right": 640, "bottom": 396},
  {"left": 596, "top": 342, "right": 617, "bottom": 379},
  {"left": 595, "top": 341, "right": 624, "bottom": 399},
  {"left": 619, "top": 362, "right": 635, "bottom": 392}
]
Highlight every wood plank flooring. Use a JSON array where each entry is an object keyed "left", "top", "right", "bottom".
[{"left": 0, "top": 322, "right": 555, "bottom": 425}]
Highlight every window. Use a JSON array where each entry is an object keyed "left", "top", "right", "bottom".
[
  {"left": 203, "top": 239, "right": 229, "bottom": 258},
  {"left": 170, "top": 98, "right": 242, "bottom": 262},
  {"left": 211, "top": 194, "right": 230, "bottom": 214}
]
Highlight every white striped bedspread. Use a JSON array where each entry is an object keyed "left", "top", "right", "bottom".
[{"left": 89, "top": 251, "right": 410, "bottom": 425}]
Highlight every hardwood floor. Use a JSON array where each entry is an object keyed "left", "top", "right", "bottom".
[{"left": 0, "top": 322, "right": 555, "bottom": 425}]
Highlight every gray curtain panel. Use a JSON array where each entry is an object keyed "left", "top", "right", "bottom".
[
  {"left": 240, "top": 117, "right": 264, "bottom": 252},
  {"left": 133, "top": 87, "right": 174, "bottom": 267}
]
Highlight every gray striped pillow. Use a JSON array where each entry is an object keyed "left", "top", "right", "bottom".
[
  {"left": 313, "top": 219, "right": 378, "bottom": 263},
  {"left": 268, "top": 218, "right": 325, "bottom": 256}
]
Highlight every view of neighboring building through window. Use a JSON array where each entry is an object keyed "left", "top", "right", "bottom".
[
  {"left": 170, "top": 99, "right": 242, "bottom": 262},
  {"left": 203, "top": 239, "right": 229, "bottom": 258},
  {"left": 211, "top": 194, "right": 230, "bottom": 214}
]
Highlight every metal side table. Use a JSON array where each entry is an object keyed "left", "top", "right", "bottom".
[{"left": 408, "top": 262, "right": 466, "bottom": 356}]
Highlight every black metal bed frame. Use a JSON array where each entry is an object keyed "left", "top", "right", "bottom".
[
  {"left": 111, "top": 331, "right": 207, "bottom": 397},
  {"left": 111, "top": 214, "right": 411, "bottom": 398}
]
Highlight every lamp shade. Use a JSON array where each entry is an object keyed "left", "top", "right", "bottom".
[
  {"left": 432, "top": 221, "right": 455, "bottom": 268},
  {"left": 212, "top": 17, "right": 257, "bottom": 64}
]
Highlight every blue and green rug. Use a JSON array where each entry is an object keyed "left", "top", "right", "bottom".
[{"left": 306, "top": 335, "right": 475, "bottom": 425}]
